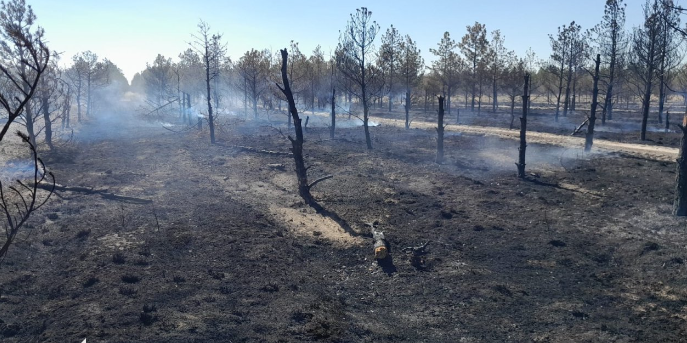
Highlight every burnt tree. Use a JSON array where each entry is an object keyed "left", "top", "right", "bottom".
[
  {"left": 193, "top": 21, "right": 225, "bottom": 144},
  {"left": 278, "top": 49, "right": 331, "bottom": 207},
  {"left": 436, "top": 96, "right": 445, "bottom": 164},
  {"left": 585, "top": 54, "right": 602, "bottom": 152},
  {"left": 516, "top": 74, "right": 530, "bottom": 178}
]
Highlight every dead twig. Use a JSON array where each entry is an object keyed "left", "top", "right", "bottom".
[
  {"left": 232, "top": 145, "right": 293, "bottom": 156},
  {"left": 308, "top": 175, "right": 333, "bottom": 189},
  {"left": 401, "top": 241, "right": 430, "bottom": 254}
]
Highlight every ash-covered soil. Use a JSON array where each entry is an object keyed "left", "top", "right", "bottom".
[{"left": 1, "top": 112, "right": 686, "bottom": 342}]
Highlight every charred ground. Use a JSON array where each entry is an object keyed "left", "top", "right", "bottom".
[{"left": 1, "top": 111, "right": 686, "bottom": 342}]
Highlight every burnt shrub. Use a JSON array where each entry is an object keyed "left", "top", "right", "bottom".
[
  {"left": 121, "top": 274, "right": 140, "bottom": 284},
  {"left": 119, "top": 287, "right": 137, "bottom": 296},
  {"left": 76, "top": 229, "right": 91, "bottom": 239},
  {"left": 112, "top": 252, "right": 126, "bottom": 264},
  {"left": 140, "top": 304, "right": 158, "bottom": 326},
  {"left": 83, "top": 277, "right": 99, "bottom": 288}
]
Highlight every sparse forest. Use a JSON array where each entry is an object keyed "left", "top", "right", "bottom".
[{"left": 2, "top": 0, "right": 687, "bottom": 341}]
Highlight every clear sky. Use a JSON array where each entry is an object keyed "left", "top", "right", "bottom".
[{"left": 27, "top": 0, "right": 650, "bottom": 83}]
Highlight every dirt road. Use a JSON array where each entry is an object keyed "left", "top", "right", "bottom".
[{"left": 372, "top": 116, "right": 679, "bottom": 162}]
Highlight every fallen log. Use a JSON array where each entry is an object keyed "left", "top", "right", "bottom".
[{"left": 372, "top": 229, "right": 388, "bottom": 259}]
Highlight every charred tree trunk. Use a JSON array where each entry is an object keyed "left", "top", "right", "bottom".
[
  {"left": 76, "top": 85, "right": 82, "bottom": 123},
  {"left": 640, "top": 80, "right": 653, "bottom": 141},
  {"left": 330, "top": 88, "right": 336, "bottom": 139},
  {"left": 640, "top": 38, "right": 657, "bottom": 142},
  {"left": 602, "top": 83, "right": 612, "bottom": 125},
  {"left": 25, "top": 105, "right": 36, "bottom": 147},
  {"left": 424, "top": 89, "right": 428, "bottom": 114},
  {"left": 517, "top": 74, "right": 530, "bottom": 178},
  {"left": 563, "top": 60, "right": 573, "bottom": 117},
  {"left": 204, "top": 50, "right": 215, "bottom": 144},
  {"left": 279, "top": 49, "right": 314, "bottom": 205},
  {"left": 571, "top": 67, "right": 578, "bottom": 112},
  {"left": 436, "top": 96, "right": 445, "bottom": 164},
  {"left": 41, "top": 90, "right": 53, "bottom": 150},
  {"left": 509, "top": 97, "right": 516, "bottom": 130},
  {"left": 666, "top": 112, "right": 670, "bottom": 132},
  {"left": 658, "top": 80, "right": 666, "bottom": 124},
  {"left": 62, "top": 87, "right": 71, "bottom": 129},
  {"left": 585, "top": 54, "right": 601, "bottom": 152},
  {"left": 492, "top": 75, "right": 498, "bottom": 113},
  {"left": 446, "top": 86, "right": 452, "bottom": 116},
  {"left": 673, "top": 121, "right": 687, "bottom": 216},
  {"left": 243, "top": 78, "right": 248, "bottom": 118},
  {"left": 362, "top": 60, "right": 373, "bottom": 149},
  {"left": 186, "top": 93, "right": 193, "bottom": 126},
  {"left": 86, "top": 78, "right": 92, "bottom": 117},
  {"left": 405, "top": 90, "right": 411, "bottom": 129}
]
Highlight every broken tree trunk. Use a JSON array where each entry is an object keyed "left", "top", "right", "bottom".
[
  {"left": 585, "top": 54, "right": 601, "bottom": 152},
  {"left": 278, "top": 48, "right": 316, "bottom": 206},
  {"left": 571, "top": 118, "right": 589, "bottom": 136},
  {"left": 516, "top": 74, "right": 530, "bottom": 178},
  {"left": 436, "top": 96, "right": 445, "bottom": 164},
  {"left": 674, "top": 121, "right": 687, "bottom": 216},
  {"left": 372, "top": 229, "right": 388, "bottom": 259}
]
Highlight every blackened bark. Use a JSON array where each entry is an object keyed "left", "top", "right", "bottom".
[
  {"left": 405, "top": 90, "right": 410, "bottom": 129},
  {"left": 41, "top": 90, "right": 53, "bottom": 149},
  {"left": 492, "top": 75, "right": 497, "bottom": 113},
  {"left": 509, "top": 97, "right": 516, "bottom": 130},
  {"left": 76, "top": 86, "right": 82, "bottom": 123},
  {"left": 563, "top": 55, "right": 573, "bottom": 117},
  {"left": 330, "top": 88, "right": 336, "bottom": 139},
  {"left": 585, "top": 54, "right": 601, "bottom": 152},
  {"left": 640, "top": 36, "right": 657, "bottom": 141},
  {"left": 186, "top": 93, "right": 192, "bottom": 126},
  {"left": 517, "top": 74, "right": 530, "bottom": 178},
  {"left": 25, "top": 105, "right": 36, "bottom": 146},
  {"left": 436, "top": 96, "right": 445, "bottom": 164},
  {"left": 279, "top": 49, "right": 313, "bottom": 205},
  {"left": 673, "top": 122, "right": 687, "bottom": 216},
  {"left": 204, "top": 46, "right": 215, "bottom": 144}
]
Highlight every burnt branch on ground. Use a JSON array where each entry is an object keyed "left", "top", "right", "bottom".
[{"left": 34, "top": 183, "right": 152, "bottom": 204}]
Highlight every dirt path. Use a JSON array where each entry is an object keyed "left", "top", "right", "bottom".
[{"left": 373, "top": 116, "right": 679, "bottom": 162}]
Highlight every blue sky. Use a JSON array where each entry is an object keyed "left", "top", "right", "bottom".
[{"left": 28, "top": 0, "right": 649, "bottom": 82}]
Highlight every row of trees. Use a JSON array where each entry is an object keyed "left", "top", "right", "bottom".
[{"left": 76, "top": 1, "right": 687, "bottom": 149}]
